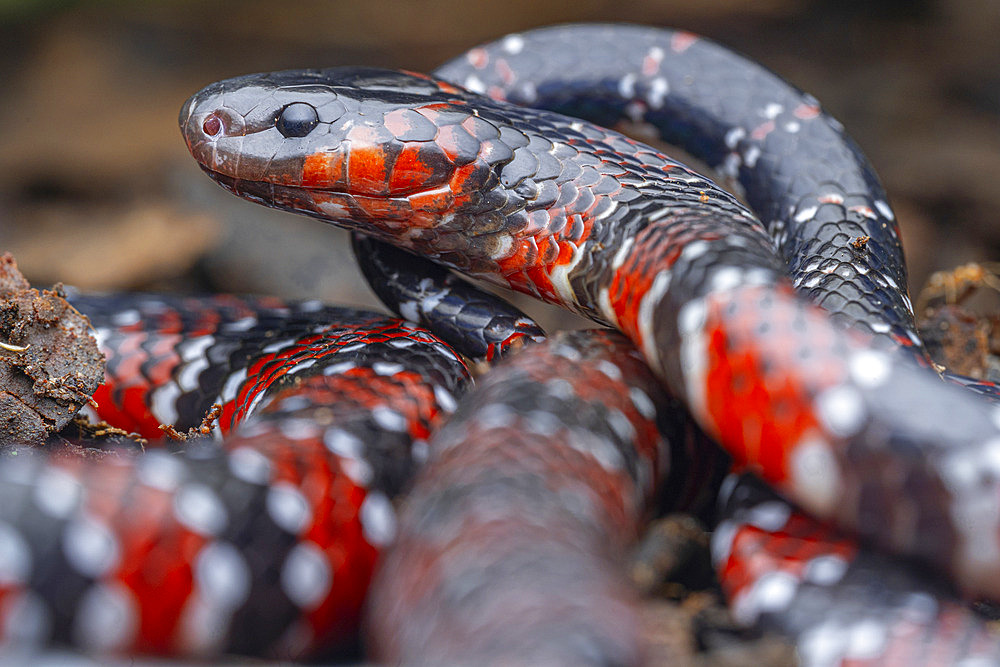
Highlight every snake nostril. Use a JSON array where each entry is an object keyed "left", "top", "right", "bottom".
[{"left": 202, "top": 113, "right": 223, "bottom": 138}]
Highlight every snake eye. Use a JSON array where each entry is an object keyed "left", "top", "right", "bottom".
[{"left": 276, "top": 103, "right": 319, "bottom": 138}]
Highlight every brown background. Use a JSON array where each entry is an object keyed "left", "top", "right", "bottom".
[{"left": 1, "top": 0, "right": 998, "bottom": 330}]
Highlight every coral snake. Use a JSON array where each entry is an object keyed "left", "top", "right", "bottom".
[{"left": 2, "top": 22, "right": 1000, "bottom": 665}]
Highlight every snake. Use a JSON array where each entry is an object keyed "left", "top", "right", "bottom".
[
  {"left": 179, "top": 22, "right": 1000, "bottom": 606},
  {"left": 2, "top": 21, "right": 999, "bottom": 664}
]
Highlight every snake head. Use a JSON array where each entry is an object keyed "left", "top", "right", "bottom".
[
  {"left": 179, "top": 69, "right": 523, "bottom": 268},
  {"left": 180, "top": 66, "right": 713, "bottom": 310}
]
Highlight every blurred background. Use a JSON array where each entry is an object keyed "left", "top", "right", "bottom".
[{"left": 0, "top": 0, "right": 998, "bottom": 330}]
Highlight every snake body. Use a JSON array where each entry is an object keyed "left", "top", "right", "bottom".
[
  {"left": 434, "top": 24, "right": 918, "bottom": 352},
  {"left": 713, "top": 475, "right": 1000, "bottom": 665},
  {"left": 368, "top": 329, "right": 675, "bottom": 664},
  {"left": 180, "top": 26, "right": 1000, "bottom": 603},
  {"left": 0, "top": 295, "right": 469, "bottom": 657}
]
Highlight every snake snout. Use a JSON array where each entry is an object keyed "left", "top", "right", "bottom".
[
  {"left": 179, "top": 90, "right": 251, "bottom": 179},
  {"left": 181, "top": 102, "right": 245, "bottom": 145}
]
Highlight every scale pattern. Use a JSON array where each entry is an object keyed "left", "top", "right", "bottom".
[
  {"left": 713, "top": 475, "right": 1000, "bottom": 665},
  {"left": 435, "top": 23, "right": 917, "bottom": 350},
  {"left": 367, "top": 330, "right": 675, "bottom": 664},
  {"left": 351, "top": 235, "right": 545, "bottom": 360}
]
